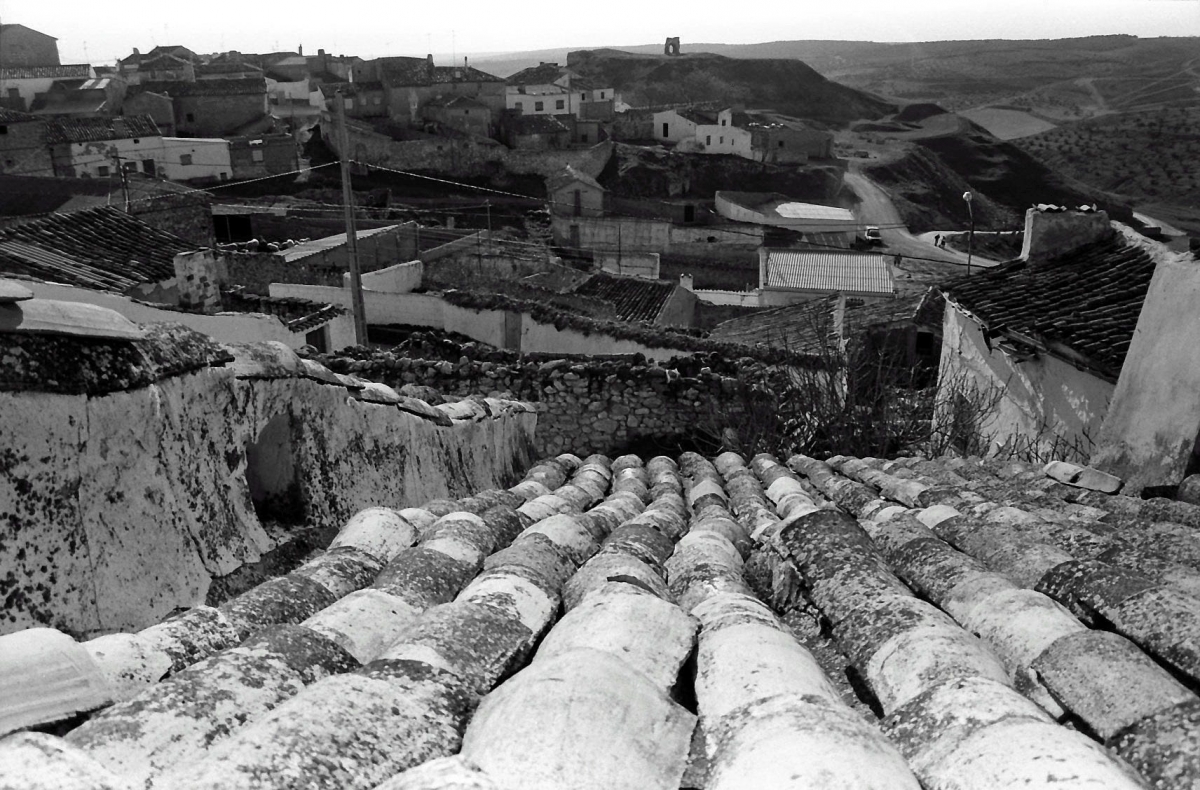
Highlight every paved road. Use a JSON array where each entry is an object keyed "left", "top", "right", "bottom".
[{"left": 844, "top": 169, "right": 999, "bottom": 271}]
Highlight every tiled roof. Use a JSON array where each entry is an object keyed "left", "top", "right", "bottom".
[
  {"left": 0, "top": 206, "right": 196, "bottom": 291},
  {"left": 506, "top": 63, "right": 573, "bottom": 86},
  {"left": 764, "top": 249, "right": 895, "bottom": 295},
  {"left": 546, "top": 165, "right": 603, "bottom": 194},
  {"left": 709, "top": 290, "right": 943, "bottom": 353},
  {"left": 221, "top": 287, "right": 347, "bottom": 332},
  {"left": 0, "top": 64, "right": 90, "bottom": 80},
  {"left": 940, "top": 231, "right": 1156, "bottom": 379},
  {"left": 678, "top": 107, "right": 718, "bottom": 125},
  {"left": 279, "top": 225, "right": 399, "bottom": 263},
  {"left": 196, "top": 61, "right": 263, "bottom": 76},
  {"left": 3, "top": 447, "right": 1197, "bottom": 787},
  {"left": 42, "top": 115, "right": 161, "bottom": 145},
  {"left": 135, "top": 78, "right": 267, "bottom": 97},
  {"left": 375, "top": 57, "right": 502, "bottom": 87},
  {"left": 0, "top": 108, "right": 38, "bottom": 123},
  {"left": 571, "top": 272, "right": 676, "bottom": 324},
  {"left": 0, "top": 173, "right": 202, "bottom": 218}
]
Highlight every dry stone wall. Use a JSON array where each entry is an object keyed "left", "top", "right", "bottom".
[
  {"left": 318, "top": 335, "right": 788, "bottom": 457},
  {"left": 0, "top": 327, "right": 537, "bottom": 638}
]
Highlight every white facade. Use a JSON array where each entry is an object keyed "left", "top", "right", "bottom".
[
  {"left": 64, "top": 136, "right": 165, "bottom": 179},
  {"left": 652, "top": 109, "right": 699, "bottom": 143},
  {"left": 0, "top": 67, "right": 98, "bottom": 107},
  {"left": 506, "top": 85, "right": 615, "bottom": 116},
  {"left": 157, "top": 137, "right": 233, "bottom": 181}
]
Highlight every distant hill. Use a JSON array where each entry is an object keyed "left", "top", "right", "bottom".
[
  {"left": 475, "top": 35, "right": 1199, "bottom": 117},
  {"left": 562, "top": 49, "right": 893, "bottom": 125}
]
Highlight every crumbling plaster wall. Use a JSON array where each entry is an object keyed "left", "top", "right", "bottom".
[
  {"left": 938, "top": 304, "right": 1113, "bottom": 461},
  {"left": 1092, "top": 246, "right": 1200, "bottom": 492},
  {"left": 0, "top": 343, "right": 536, "bottom": 638}
]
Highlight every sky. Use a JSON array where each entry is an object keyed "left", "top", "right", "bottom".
[{"left": 3, "top": 0, "right": 1198, "bottom": 65}]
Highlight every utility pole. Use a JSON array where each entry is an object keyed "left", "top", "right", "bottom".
[
  {"left": 113, "top": 151, "right": 131, "bottom": 212},
  {"left": 963, "top": 191, "right": 975, "bottom": 277},
  {"left": 485, "top": 200, "right": 492, "bottom": 235},
  {"left": 335, "top": 91, "right": 368, "bottom": 346}
]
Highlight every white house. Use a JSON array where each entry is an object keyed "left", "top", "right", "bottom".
[
  {"left": 157, "top": 137, "right": 232, "bottom": 182},
  {"left": 0, "top": 64, "right": 95, "bottom": 111},
  {"left": 652, "top": 107, "right": 713, "bottom": 144},
  {"left": 505, "top": 62, "right": 616, "bottom": 118},
  {"left": 44, "top": 115, "right": 164, "bottom": 179}
]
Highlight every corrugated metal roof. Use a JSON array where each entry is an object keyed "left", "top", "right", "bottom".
[
  {"left": 770, "top": 202, "right": 856, "bottom": 222},
  {"left": 764, "top": 250, "right": 894, "bottom": 295},
  {"left": 279, "top": 225, "right": 399, "bottom": 263}
]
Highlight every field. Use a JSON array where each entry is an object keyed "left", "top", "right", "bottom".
[
  {"left": 958, "top": 108, "right": 1058, "bottom": 140},
  {"left": 1017, "top": 107, "right": 1200, "bottom": 208}
]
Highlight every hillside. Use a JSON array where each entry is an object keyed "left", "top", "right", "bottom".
[
  {"left": 564, "top": 49, "right": 894, "bottom": 124},
  {"left": 860, "top": 110, "right": 1132, "bottom": 232},
  {"left": 1017, "top": 106, "right": 1200, "bottom": 208}
]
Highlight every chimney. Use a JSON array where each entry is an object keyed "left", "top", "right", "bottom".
[
  {"left": 111, "top": 117, "right": 127, "bottom": 137},
  {"left": 298, "top": 44, "right": 303, "bottom": 56},
  {"left": 132, "top": 47, "right": 140, "bottom": 56},
  {"left": 318, "top": 48, "right": 326, "bottom": 56},
  {"left": 173, "top": 250, "right": 226, "bottom": 313},
  {"left": 679, "top": 273, "right": 694, "bottom": 291},
  {"left": 1020, "top": 205, "right": 1114, "bottom": 264}
]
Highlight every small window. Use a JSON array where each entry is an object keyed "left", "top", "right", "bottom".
[
  {"left": 180, "top": 153, "right": 193, "bottom": 166},
  {"left": 123, "top": 161, "right": 137, "bottom": 173},
  {"left": 515, "top": 101, "right": 523, "bottom": 110},
  {"left": 0, "top": 126, "right": 8, "bottom": 135},
  {"left": 97, "top": 165, "right": 111, "bottom": 176},
  {"left": 220, "top": 172, "right": 229, "bottom": 180},
  {"left": 555, "top": 99, "right": 564, "bottom": 110},
  {"left": 600, "top": 92, "right": 605, "bottom": 99},
  {"left": 778, "top": 140, "right": 785, "bottom": 147},
  {"left": 581, "top": 93, "right": 586, "bottom": 100},
  {"left": 579, "top": 132, "right": 588, "bottom": 143},
  {"left": 706, "top": 135, "right": 711, "bottom": 145},
  {"left": 720, "top": 136, "right": 724, "bottom": 144},
  {"left": 251, "top": 149, "right": 264, "bottom": 162},
  {"left": 133, "top": 138, "right": 140, "bottom": 144},
  {"left": 186, "top": 112, "right": 195, "bottom": 122},
  {"left": 721, "top": 119, "right": 726, "bottom": 126},
  {"left": 662, "top": 122, "right": 669, "bottom": 137},
  {"left": 534, "top": 101, "right": 544, "bottom": 111},
  {"left": 142, "top": 159, "right": 155, "bottom": 175}
]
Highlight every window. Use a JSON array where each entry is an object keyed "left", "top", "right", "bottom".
[
  {"left": 600, "top": 91, "right": 606, "bottom": 99},
  {"left": 779, "top": 140, "right": 785, "bottom": 147},
  {"left": 579, "top": 132, "right": 588, "bottom": 143},
  {"left": 662, "top": 122, "right": 669, "bottom": 137},
  {"left": 123, "top": 161, "right": 137, "bottom": 173},
  {"left": 706, "top": 135, "right": 711, "bottom": 145},
  {"left": 251, "top": 149, "right": 264, "bottom": 162},
  {"left": 97, "top": 165, "right": 110, "bottom": 177},
  {"left": 186, "top": 112, "right": 195, "bottom": 122},
  {"left": 373, "top": 96, "right": 381, "bottom": 105},
  {"left": 573, "top": 189, "right": 582, "bottom": 217},
  {"left": 721, "top": 119, "right": 726, "bottom": 126},
  {"left": 220, "top": 172, "right": 229, "bottom": 180},
  {"left": 0, "top": 126, "right": 7, "bottom": 135},
  {"left": 142, "top": 159, "right": 155, "bottom": 175},
  {"left": 555, "top": 99, "right": 564, "bottom": 110},
  {"left": 465, "top": 109, "right": 470, "bottom": 115},
  {"left": 535, "top": 101, "right": 544, "bottom": 111},
  {"left": 581, "top": 93, "right": 586, "bottom": 100},
  {"left": 515, "top": 101, "right": 523, "bottom": 111},
  {"left": 133, "top": 138, "right": 140, "bottom": 144},
  {"left": 719, "top": 136, "right": 724, "bottom": 144},
  {"left": 180, "top": 153, "right": 193, "bottom": 166}
]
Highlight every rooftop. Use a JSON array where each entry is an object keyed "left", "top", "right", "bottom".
[
  {"left": 374, "top": 56, "right": 502, "bottom": 87},
  {"left": 763, "top": 249, "right": 896, "bottom": 296},
  {"left": 940, "top": 229, "right": 1158, "bottom": 380},
  {"left": 278, "top": 225, "right": 400, "bottom": 263},
  {"left": 42, "top": 115, "right": 162, "bottom": 145},
  {"left": 0, "top": 206, "right": 197, "bottom": 291},
  {"left": 134, "top": 78, "right": 267, "bottom": 97},
  {"left": 571, "top": 271, "right": 677, "bottom": 324},
  {"left": 0, "top": 64, "right": 91, "bottom": 80},
  {"left": 2, "top": 445, "right": 1197, "bottom": 788},
  {"left": 507, "top": 113, "right": 570, "bottom": 136},
  {"left": 505, "top": 62, "right": 580, "bottom": 87},
  {"left": 546, "top": 165, "right": 604, "bottom": 194}
]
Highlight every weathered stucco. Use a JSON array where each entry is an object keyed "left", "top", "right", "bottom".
[
  {"left": 1092, "top": 248, "right": 1200, "bottom": 491},
  {"left": 0, "top": 337, "right": 537, "bottom": 638},
  {"left": 938, "top": 305, "right": 1113, "bottom": 461}
]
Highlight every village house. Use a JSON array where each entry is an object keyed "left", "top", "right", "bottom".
[
  {"left": 937, "top": 205, "right": 1161, "bottom": 462},
  {"left": 157, "top": 137, "right": 232, "bottom": 182},
  {"left": 44, "top": 115, "right": 164, "bottom": 179},
  {"left": 0, "top": 64, "right": 95, "bottom": 113},
  {"left": 654, "top": 106, "right": 834, "bottom": 163},
  {"left": 319, "top": 82, "right": 387, "bottom": 119},
  {"left": 0, "top": 109, "right": 53, "bottom": 176},
  {"left": 421, "top": 95, "right": 493, "bottom": 137},
  {"left": 501, "top": 112, "right": 572, "bottom": 150},
  {"left": 133, "top": 77, "right": 269, "bottom": 137},
  {"left": 505, "top": 62, "right": 617, "bottom": 121},
  {"left": 353, "top": 55, "right": 505, "bottom": 125},
  {"left": 122, "top": 90, "right": 177, "bottom": 135},
  {"left": 228, "top": 134, "right": 298, "bottom": 180},
  {"left": 29, "top": 76, "right": 126, "bottom": 117},
  {"left": 0, "top": 23, "right": 60, "bottom": 66},
  {"left": 196, "top": 53, "right": 264, "bottom": 82},
  {"left": 117, "top": 46, "right": 201, "bottom": 85}
]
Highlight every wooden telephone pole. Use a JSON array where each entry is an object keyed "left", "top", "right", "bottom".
[{"left": 335, "top": 91, "right": 368, "bottom": 346}]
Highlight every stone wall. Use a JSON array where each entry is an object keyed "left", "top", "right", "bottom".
[
  {"left": 318, "top": 335, "right": 794, "bottom": 458},
  {"left": 0, "top": 325, "right": 537, "bottom": 638}
]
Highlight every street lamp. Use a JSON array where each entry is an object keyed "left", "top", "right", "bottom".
[{"left": 963, "top": 191, "right": 975, "bottom": 276}]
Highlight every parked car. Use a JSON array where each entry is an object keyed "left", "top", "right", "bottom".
[{"left": 864, "top": 226, "right": 882, "bottom": 245}]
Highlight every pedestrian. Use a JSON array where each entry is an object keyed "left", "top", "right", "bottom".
[{"left": 934, "top": 234, "right": 942, "bottom": 247}]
